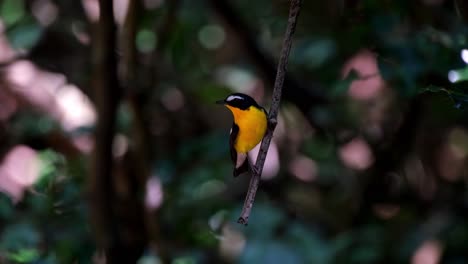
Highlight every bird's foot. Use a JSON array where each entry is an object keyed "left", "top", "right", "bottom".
[{"left": 249, "top": 164, "right": 261, "bottom": 176}]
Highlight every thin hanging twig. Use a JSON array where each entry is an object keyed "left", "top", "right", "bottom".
[{"left": 238, "top": 0, "right": 303, "bottom": 225}]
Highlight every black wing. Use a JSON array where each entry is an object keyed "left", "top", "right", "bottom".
[
  {"left": 229, "top": 123, "right": 248, "bottom": 177},
  {"left": 229, "top": 123, "right": 238, "bottom": 165}
]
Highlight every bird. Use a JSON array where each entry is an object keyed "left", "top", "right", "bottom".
[{"left": 216, "top": 93, "right": 268, "bottom": 177}]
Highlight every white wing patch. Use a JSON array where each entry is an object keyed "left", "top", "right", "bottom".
[
  {"left": 236, "top": 153, "right": 247, "bottom": 168},
  {"left": 226, "top": 95, "right": 244, "bottom": 102}
]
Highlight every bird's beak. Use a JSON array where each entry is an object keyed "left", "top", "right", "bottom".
[{"left": 215, "top": 99, "right": 225, "bottom": 105}]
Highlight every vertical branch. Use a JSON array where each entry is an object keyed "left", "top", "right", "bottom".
[
  {"left": 238, "top": 0, "right": 302, "bottom": 225},
  {"left": 89, "top": 0, "right": 123, "bottom": 261}
]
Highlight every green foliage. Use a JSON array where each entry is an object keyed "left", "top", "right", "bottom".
[
  {"left": 8, "top": 248, "right": 40, "bottom": 263},
  {"left": 7, "top": 21, "right": 42, "bottom": 50},
  {"left": 0, "top": 0, "right": 25, "bottom": 26},
  {"left": 137, "top": 29, "right": 157, "bottom": 53},
  {"left": 1, "top": 0, "right": 43, "bottom": 51},
  {"left": 0, "top": 149, "right": 92, "bottom": 263}
]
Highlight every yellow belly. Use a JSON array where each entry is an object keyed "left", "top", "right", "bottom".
[{"left": 227, "top": 105, "right": 267, "bottom": 153}]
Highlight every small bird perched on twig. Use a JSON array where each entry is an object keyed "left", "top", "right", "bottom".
[{"left": 216, "top": 93, "right": 268, "bottom": 177}]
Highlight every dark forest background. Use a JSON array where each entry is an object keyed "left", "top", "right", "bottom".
[{"left": 1, "top": 0, "right": 468, "bottom": 263}]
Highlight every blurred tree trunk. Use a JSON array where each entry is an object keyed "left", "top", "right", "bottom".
[{"left": 89, "top": 0, "right": 143, "bottom": 262}]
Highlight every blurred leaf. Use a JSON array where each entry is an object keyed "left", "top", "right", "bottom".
[
  {"left": 0, "top": 0, "right": 25, "bottom": 26},
  {"left": 7, "top": 248, "right": 39, "bottom": 263},
  {"left": 7, "top": 22, "right": 42, "bottom": 50},
  {"left": 137, "top": 29, "right": 157, "bottom": 53},
  {"left": 0, "top": 223, "right": 40, "bottom": 251},
  {"left": 193, "top": 229, "right": 218, "bottom": 247},
  {"left": 329, "top": 70, "right": 358, "bottom": 97},
  {"left": 35, "top": 149, "right": 64, "bottom": 193}
]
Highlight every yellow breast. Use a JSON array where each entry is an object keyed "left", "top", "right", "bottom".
[{"left": 226, "top": 105, "right": 267, "bottom": 153}]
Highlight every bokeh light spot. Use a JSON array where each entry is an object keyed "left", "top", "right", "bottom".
[
  {"left": 0, "top": 146, "right": 41, "bottom": 202},
  {"left": 219, "top": 224, "right": 246, "bottom": 261},
  {"left": 339, "top": 137, "right": 374, "bottom": 170},
  {"left": 31, "top": 0, "right": 58, "bottom": 26},
  {"left": 216, "top": 66, "right": 258, "bottom": 94},
  {"left": 81, "top": 0, "right": 99, "bottom": 22},
  {"left": 288, "top": 155, "right": 318, "bottom": 182},
  {"left": 411, "top": 240, "right": 443, "bottom": 264},
  {"left": 342, "top": 50, "right": 384, "bottom": 100},
  {"left": 461, "top": 49, "right": 468, "bottom": 64},
  {"left": 198, "top": 24, "right": 225, "bottom": 50},
  {"left": 448, "top": 70, "right": 459, "bottom": 83},
  {"left": 145, "top": 176, "right": 163, "bottom": 210},
  {"left": 161, "top": 87, "right": 185, "bottom": 112},
  {"left": 112, "top": 134, "right": 128, "bottom": 158},
  {"left": 56, "top": 84, "right": 96, "bottom": 131},
  {"left": 136, "top": 29, "right": 157, "bottom": 53}
]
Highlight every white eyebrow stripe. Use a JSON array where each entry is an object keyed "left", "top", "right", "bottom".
[{"left": 226, "top": 95, "right": 244, "bottom": 102}]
